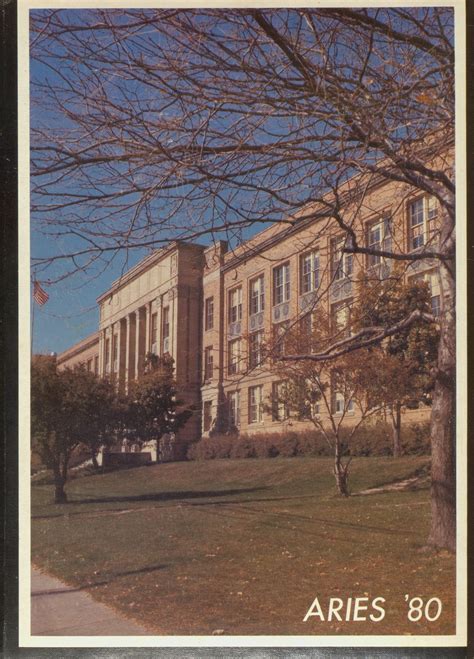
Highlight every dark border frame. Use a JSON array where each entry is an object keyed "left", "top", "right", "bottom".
[{"left": 2, "top": 1, "right": 472, "bottom": 655}]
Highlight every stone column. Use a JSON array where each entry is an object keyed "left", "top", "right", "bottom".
[
  {"left": 145, "top": 302, "right": 151, "bottom": 355},
  {"left": 114, "top": 321, "right": 121, "bottom": 384},
  {"left": 104, "top": 326, "right": 111, "bottom": 377},
  {"left": 135, "top": 309, "right": 143, "bottom": 380},
  {"left": 128, "top": 312, "right": 136, "bottom": 382},
  {"left": 157, "top": 298, "right": 163, "bottom": 354},
  {"left": 170, "top": 288, "right": 176, "bottom": 360},
  {"left": 135, "top": 308, "right": 144, "bottom": 378},
  {"left": 98, "top": 328, "right": 105, "bottom": 377},
  {"left": 124, "top": 315, "right": 131, "bottom": 391},
  {"left": 118, "top": 317, "right": 127, "bottom": 392}
]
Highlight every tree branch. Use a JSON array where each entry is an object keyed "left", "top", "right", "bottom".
[{"left": 279, "top": 309, "right": 437, "bottom": 363}]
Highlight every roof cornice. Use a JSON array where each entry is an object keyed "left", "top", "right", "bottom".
[
  {"left": 221, "top": 140, "right": 454, "bottom": 272},
  {"left": 57, "top": 331, "right": 99, "bottom": 364},
  {"left": 96, "top": 241, "right": 205, "bottom": 304}
]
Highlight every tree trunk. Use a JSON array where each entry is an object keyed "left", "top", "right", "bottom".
[
  {"left": 334, "top": 439, "right": 350, "bottom": 497},
  {"left": 91, "top": 451, "right": 99, "bottom": 470},
  {"left": 53, "top": 469, "right": 67, "bottom": 504},
  {"left": 428, "top": 255, "right": 456, "bottom": 551},
  {"left": 391, "top": 402, "right": 402, "bottom": 458}
]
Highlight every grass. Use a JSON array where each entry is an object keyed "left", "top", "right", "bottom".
[{"left": 31, "top": 457, "right": 455, "bottom": 636}]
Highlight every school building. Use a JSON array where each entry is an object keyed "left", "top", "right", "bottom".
[{"left": 57, "top": 171, "right": 442, "bottom": 459}]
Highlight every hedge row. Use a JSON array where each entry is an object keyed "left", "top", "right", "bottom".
[{"left": 186, "top": 422, "right": 430, "bottom": 460}]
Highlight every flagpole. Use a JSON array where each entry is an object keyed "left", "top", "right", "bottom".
[
  {"left": 31, "top": 278, "right": 50, "bottom": 353},
  {"left": 31, "top": 278, "right": 36, "bottom": 355}
]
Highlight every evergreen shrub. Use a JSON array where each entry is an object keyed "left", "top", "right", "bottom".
[{"left": 187, "top": 421, "right": 430, "bottom": 460}]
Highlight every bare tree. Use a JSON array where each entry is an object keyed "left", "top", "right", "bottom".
[
  {"left": 269, "top": 312, "right": 388, "bottom": 497},
  {"left": 30, "top": 8, "right": 456, "bottom": 550}
]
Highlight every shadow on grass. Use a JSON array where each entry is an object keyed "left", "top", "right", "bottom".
[
  {"left": 32, "top": 563, "right": 167, "bottom": 596},
  {"left": 184, "top": 497, "right": 422, "bottom": 539},
  {"left": 32, "top": 486, "right": 268, "bottom": 518}
]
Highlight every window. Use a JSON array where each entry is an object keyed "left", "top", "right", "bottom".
[
  {"left": 203, "top": 401, "right": 213, "bottom": 432},
  {"left": 105, "top": 338, "right": 110, "bottom": 371},
  {"left": 332, "top": 381, "right": 354, "bottom": 415},
  {"left": 426, "top": 272, "right": 441, "bottom": 317},
  {"left": 87, "top": 359, "right": 93, "bottom": 372},
  {"left": 248, "top": 385, "right": 264, "bottom": 424},
  {"left": 204, "top": 346, "right": 214, "bottom": 380},
  {"left": 273, "top": 321, "right": 289, "bottom": 357},
  {"left": 332, "top": 302, "right": 351, "bottom": 338},
  {"left": 228, "top": 338, "right": 241, "bottom": 374},
  {"left": 331, "top": 236, "right": 353, "bottom": 281},
  {"left": 367, "top": 217, "right": 392, "bottom": 267},
  {"left": 228, "top": 391, "right": 241, "bottom": 428},
  {"left": 300, "top": 251, "right": 320, "bottom": 294},
  {"left": 112, "top": 333, "right": 118, "bottom": 369},
  {"left": 94, "top": 356, "right": 99, "bottom": 375},
  {"left": 273, "top": 263, "right": 290, "bottom": 305},
  {"left": 298, "top": 314, "right": 313, "bottom": 352},
  {"left": 228, "top": 287, "right": 242, "bottom": 324},
  {"left": 249, "top": 330, "right": 264, "bottom": 368},
  {"left": 249, "top": 275, "right": 265, "bottom": 315},
  {"left": 162, "top": 307, "right": 170, "bottom": 353},
  {"left": 205, "top": 297, "right": 214, "bottom": 331},
  {"left": 409, "top": 196, "right": 438, "bottom": 250},
  {"left": 411, "top": 271, "right": 441, "bottom": 317},
  {"left": 162, "top": 308, "right": 170, "bottom": 340},
  {"left": 272, "top": 382, "right": 289, "bottom": 421},
  {"left": 151, "top": 313, "right": 158, "bottom": 351},
  {"left": 334, "top": 391, "right": 345, "bottom": 414}
]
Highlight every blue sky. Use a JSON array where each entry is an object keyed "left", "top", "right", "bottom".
[
  {"left": 29, "top": 7, "right": 453, "bottom": 355},
  {"left": 31, "top": 205, "right": 251, "bottom": 355},
  {"left": 29, "top": 10, "right": 264, "bottom": 353}
]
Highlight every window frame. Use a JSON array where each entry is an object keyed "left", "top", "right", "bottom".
[
  {"left": 331, "top": 376, "right": 354, "bottom": 416},
  {"left": 228, "top": 390, "right": 241, "bottom": 428},
  {"left": 204, "top": 345, "right": 214, "bottom": 381},
  {"left": 228, "top": 337, "right": 241, "bottom": 375},
  {"left": 272, "top": 321, "right": 289, "bottom": 358},
  {"left": 205, "top": 296, "right": 214, "bottom": 331},
  {"left": 228, "top": 286, "right": 243, "bottom": 324},
  {"left": 331, "top": 235, "right": 353, "bottom": 282},
  {"left": 248, "top": 385, "right": 264, "bottom": 424},
  {"left": 112, "top": 333, "right": 118, "bottom": 365},
  {"left": 249, "top": 330, "right": 264, "bottom": 369},
  {"left": 408, "top": 196, "right": 438, "bottom": 251},
  {"left": 298, "top": 313, "right": 313, "bottom": 352},
  {"left": 273, "top": 262, "right": 291, "bottom": 306},
  {"left": 272, "top": 381, "right": 289, "bottom": 422},
  {"left": 151, "top": 312, "right": 158, "bottom": 346},
  {"left": 366, "top": 216, "right": 392, "bottom": 268},
  {"left": 249, "top": 274, "right": 265, "bottom": 316},
  {"left": 300, "top": 250, "right": 320, "bottom": 295},
  {"left": 409, "top": 271, "right": 441, "bottom": 318},
  {"left": 162, "top": 307, "right": 170, "bottom": 340},
  {"left": 331, "top": 301, "right": 352, "bottom": 338},
  {"left": 162, "top": 307, "right": 170, "bottom": 354}
]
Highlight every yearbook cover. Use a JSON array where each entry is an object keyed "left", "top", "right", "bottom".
[{"left": 14, "top": 0, "right": 469, "bottom": 653}]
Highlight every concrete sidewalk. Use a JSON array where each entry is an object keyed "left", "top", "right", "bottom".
[{"left": 31, "top": 567, "right": 151, "bottom": 636}]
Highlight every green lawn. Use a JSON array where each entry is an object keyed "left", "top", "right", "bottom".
[{"left": 31, "top": 457, "right": 455, "bottom": 636}]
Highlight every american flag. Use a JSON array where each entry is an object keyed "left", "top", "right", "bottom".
[{"left": 33, "top": 280, "right": 49, "bottom": 306}]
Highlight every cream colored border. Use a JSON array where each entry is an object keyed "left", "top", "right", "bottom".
[{"left": 18, "top": 0, "right": 468, "bottom": 648}]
